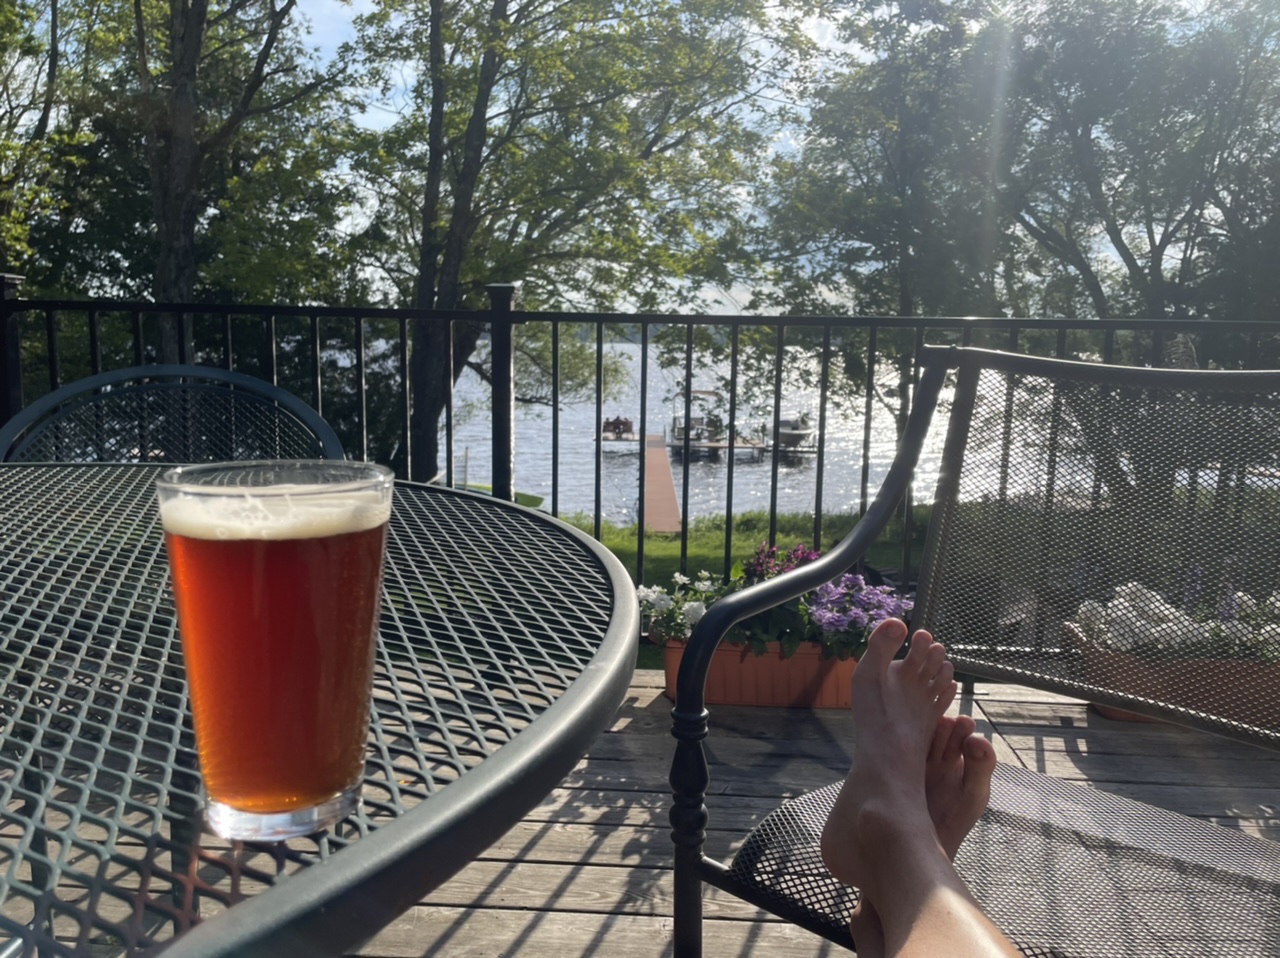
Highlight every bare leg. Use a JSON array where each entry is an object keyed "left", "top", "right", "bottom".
[{"left": 819, "top": 619, "right": 1019, "bottom": 958}]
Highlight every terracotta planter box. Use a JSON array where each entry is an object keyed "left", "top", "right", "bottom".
[
  {"left": 1079, "top": 643, "right": 1280, "bottom": 729},
  {"left": 662, "top": 640, "right": 857, "bottom": 709}
]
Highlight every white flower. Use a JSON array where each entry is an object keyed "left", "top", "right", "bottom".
[
  {"left": 1076, "top": 600, "right": 1107, "bottom": 637},
  {"left": 1103, "top": 604, "right": 1142, "bottom": 651},
  {"left": 1233, "top": 591, "right": 1258, "bottom": 618},
  {"left": 672, "top": 573, "right": 690, "bottom": 586},
  {"left": 1219, "top": 619, "right": 1252, "bottom": 650},
  {"left": 1256, "top": 623, "right": 1280, "bottom": 651},
  {"left": 1149, "top": 618, "right": 1200, "bottom": 651},
  {"left": 650, "top": 592, "right": 674, "bottom": 612},
  {"left": 682, "top": 601, "right": 706, "bottom": 626}
]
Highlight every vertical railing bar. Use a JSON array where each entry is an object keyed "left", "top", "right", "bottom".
[
  {"left": 1, "top": 276, "right": 23, "bottom": 423},
  {"left": 356, "top": 316, "right": 369, "bottom": 462},
  {"left": 445, "top": 316, "right": 455, "bottom": 489},
  {"left": 88, "top": 310, "right": 102, "bottom": 375},
  {"left": 593, "top": 320, "right": 605, "bottom": 541},
  {"left": 860, "top": 326, "right": 877, "bottom": 516},
  {"left": 222, "top": 312, "right": 234, "bottom": 370},
  {"left": 132, "top": 310, "right": 145, "bottom": 366},
  {"left": 813, "top": 324, "right": 831, "bottom": 550},
  {"left": 767, "top": 324, "right": 784, "bottom": 548},
  {"left": 399, "top": 316, "right": 411, "bottom": 478},
  {"left": 1103, "top": 328, "right": 1116, "bottom": 364},
  {"left": 45, "top": 308, "right": 60, "bottom": 391},
  {"left": 637, "top": 321, "right": 649, "bottom": 584},
  {"left": 266, "top": 315, "right": 279, "bottom": 385},
  {"left": 175, "top": 312, "right": 189, "bottom": 365},
  {"left": 680, "top": 324, "right": 694, "bottom": 573},
  {"left": 486, "top": 284, "right": 519, "bottom": 502},
  {"left": 310, "top": 313, "right": 322, "bottom": 416},
  {"left": 961, "top": 323, "right": 972, "bottom": 348},
  {"left": 898, "top": 327, "right": 924, "bottom": 588},
  {"left": 1056, "top": 325, "right": 1067, "bottom": 359},
  {"left": 551, "top": 320, "right": 561, "bottom": 517},
  {"left": 722, "top": 323, "right": 741, "bottom": 581},
  {"left": 1007, "top": 326, "right": 1020, "bottom": 352},
  {"left": 1149, "top": 327, "right": 1165, "bottom": 367}
]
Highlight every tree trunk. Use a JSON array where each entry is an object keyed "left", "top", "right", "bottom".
[
  {"left": 407, "top": 0, "right": 508, "bottom": 481},
  {"left": 136, "top": 0, "right": 208, "bottom": 361}
]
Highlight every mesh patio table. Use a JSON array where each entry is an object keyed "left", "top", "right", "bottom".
[{"left": 0, "top": 463, "right": 639, "bottom": 957}]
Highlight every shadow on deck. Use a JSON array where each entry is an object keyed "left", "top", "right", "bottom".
[{"left": 353, "top": 672, "right": 1280, "bottom": 957}]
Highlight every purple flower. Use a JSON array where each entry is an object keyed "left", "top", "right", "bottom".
[
  {"left": 806, "top": 573, "right": 913, "bottom": 639},
  {"left": 1220, "top": 586, "right": 1239, "bottom": 622}
]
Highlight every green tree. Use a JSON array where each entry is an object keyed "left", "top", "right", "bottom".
[
  {"left": 757, "top": 0, "right": 1021, "bottom": 321},
  {"left": 1000, "top": 0, "right": 1280, "bottom": 327},
  {"left": 0, "top": 0, "right": 72, "bottom": 273},
  {"left": 350, "top": 0, "right": 814, "bottom": 479}
]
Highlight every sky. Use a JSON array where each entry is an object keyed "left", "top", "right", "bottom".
[{"left": 302, "top": 0, "right": 369, "bottom": 61}]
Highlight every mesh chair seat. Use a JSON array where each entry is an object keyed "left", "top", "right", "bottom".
[
  {"left": 671, "top": 347, "right": 1280, "bottom": 957},
  {"left": 0, "top": 365, "right": 344, "bottom": 463},
  {"left": 726, "top": 766, "right": 1280, "bottom": 957}
]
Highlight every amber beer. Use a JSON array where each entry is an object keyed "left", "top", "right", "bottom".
[{"left": 157, "top": 461, "right": 393, "bottom": 841}]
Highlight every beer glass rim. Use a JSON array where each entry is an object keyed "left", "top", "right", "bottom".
[{"left": 157, "top": 460, "right": 394, "bottom": 496}]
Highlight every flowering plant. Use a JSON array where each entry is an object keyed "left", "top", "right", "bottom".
[
  {"left": 1070, "top": 579, "right": 1280, "bottom": 663},
  {"left": 806, "top": 574, "right": 915, "bottom": 660},
  {"left": 639, "top": 542, "right": 914, "bottom": 660}
]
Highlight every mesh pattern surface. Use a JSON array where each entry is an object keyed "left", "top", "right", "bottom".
[
  {"left": 918, "top": 361, "right": 1280, "bottom": 747},
  {"left": 727, "top": 766, "right": 1280, "bottom": 957},
  {"left": 7, "top": 381, "right": 329, "bottom": 462},
  {"left": 0, "top": 465, "right": 618, "bottom": 955}
]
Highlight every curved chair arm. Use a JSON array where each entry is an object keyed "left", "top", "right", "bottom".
[
  {"left": 672, "top": 346, "right": 954, "bottom": 718},
  {"left": 0, "top": 364, "right": 344, "bottom": 462},
  {"left": 667, "top": 346, "right": 954, "bottom": 958}
]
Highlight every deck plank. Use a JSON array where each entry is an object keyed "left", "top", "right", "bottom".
[{"left": 347, "top": 674, "right": 1280, "bottom": 957}]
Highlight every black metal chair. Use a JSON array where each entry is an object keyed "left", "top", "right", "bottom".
[
  {"left": 0, "top": 364, "right": 344, "bottom": 463},
  {"left": 670, "top": 346, "right": 1280, "bottom": 958}
]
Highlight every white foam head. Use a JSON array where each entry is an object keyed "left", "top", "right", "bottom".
[{"left": 160, "top": 486, "right": 391, "bottom": 541}]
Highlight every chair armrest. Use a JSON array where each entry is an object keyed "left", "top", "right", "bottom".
[{"left": 673, "top": 348, "right": 953, "bottom": 717}]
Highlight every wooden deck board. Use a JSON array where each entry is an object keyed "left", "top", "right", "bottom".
[
  {"left": 642, "top": 436, "right": 681, "bottom": 534},
  {"left": 349, "top": 673, "right": 1280, "bottom": 957}
]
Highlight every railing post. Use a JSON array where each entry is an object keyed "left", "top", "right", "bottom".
[
  {"left": 2, "top": 274, "right": 25, "bottom": 425},
  {"left": 487, "top": 283, "right": 520, "bottom": 501}
]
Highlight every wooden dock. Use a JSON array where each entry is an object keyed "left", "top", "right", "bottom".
[
  {"left": 643, "top": 434, "right": 681, "bottom": 534},
  {"left": 351, "top": 674, "right": 1280, "bottom": 956}
]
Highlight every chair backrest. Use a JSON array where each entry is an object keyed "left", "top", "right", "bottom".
[
  {"left": 0, "top": 365, "right": 345, "bottom": 463},
  {"left": 914, "top": 346, "right": 1280, "bottom": 749}
]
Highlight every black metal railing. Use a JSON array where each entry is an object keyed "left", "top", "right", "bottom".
[{"left": 4, "top": 273, "right": 1279, "bottom": 588}]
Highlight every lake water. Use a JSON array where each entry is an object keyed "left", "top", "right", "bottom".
[{"left": 449, "top": 342, "right": 947, "bottom": 522}]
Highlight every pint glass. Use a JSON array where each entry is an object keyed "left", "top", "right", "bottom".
[{"left": 156, "top": 460, "right": 393, "bottom": 840}]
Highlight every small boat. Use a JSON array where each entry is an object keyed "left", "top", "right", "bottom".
[
  {"left": 667, "top": 390, "right": 729, "bottom": 458},
  {"left": 599, "top": 416, "right": 642, "bottom": 453},
  {"left": 774, "top": 414, "right": 815, "bottom": 449}
]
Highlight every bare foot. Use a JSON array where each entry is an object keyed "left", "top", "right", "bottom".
[
  {"left": 926, "top": 714, "right": 996, "bottom": 859},
  {"left": 848, "top": 716, "right": 997, "bottom": 956},
  {"left": 819, "top": 619, "right": 957, "bottom": 893}
]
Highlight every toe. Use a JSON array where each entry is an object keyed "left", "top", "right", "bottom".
[
  {"left": 861, "top": 618, "right": 907, "bottom": 673},
  {"left": 902, "top": 629, "right": 934, "bottom": 671},
  {"left": 921, "top": 640, "right": 948, "bottom": 680},
  {"left": 933, "top": 677, "right": 957, "bottom": 716},
  {"left": 963, "top": 733, "right": 998, "bottom": 778},
  {"left": 929, "top": 716, "right": 957, "bottom": 764},
  {"left": 943, "top": 714, "right": 975, "bottom": 762}
]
